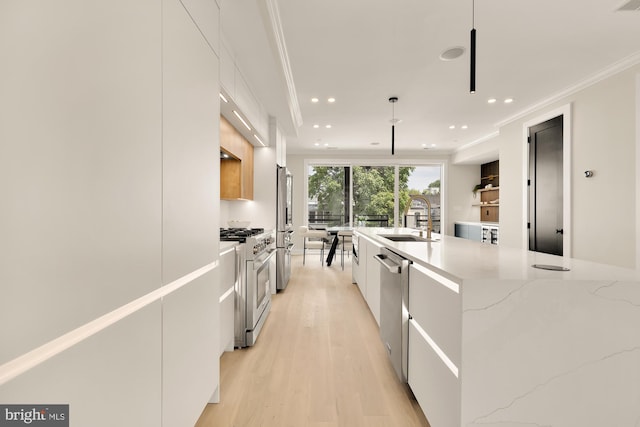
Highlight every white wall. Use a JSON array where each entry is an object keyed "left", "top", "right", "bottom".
[
  {"left": 0, "top": 1, "right": 221, "bottom": 426},
  {"left": 447, "top": 164, "right": 482, "bottom": 234},
  {"left": 492, "top": 64, "right": 640, "bottom": 268}
]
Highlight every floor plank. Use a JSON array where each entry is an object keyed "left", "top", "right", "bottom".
[{"left": 196, "top": 255, "right": 430, "bottom": 427}]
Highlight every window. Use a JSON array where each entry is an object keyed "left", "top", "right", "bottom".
[
  {"left": 352, "top": 166, "right": 397, "bottom": 227},
  {"left": 403, "top": 165, "right": 441, "bottom": 233},
  {"left": 307, "top": 165, "right": 348, "bottom": 228},
  {"left": 306, "top": 161, "right": 443, "bottom": 231}
]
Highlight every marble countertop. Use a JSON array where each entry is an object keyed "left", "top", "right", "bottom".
[{"left": 355, "top": 227, "right": 640, "bottom": 283}]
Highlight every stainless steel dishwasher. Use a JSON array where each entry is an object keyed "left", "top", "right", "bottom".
[{"left": 374, "top": 247, "right": 411, "bottom": 383}]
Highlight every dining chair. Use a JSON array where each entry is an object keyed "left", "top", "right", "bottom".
[
  {"left": 298, "top": 225, "right": 329, "bottom": 265},
  {"left": 337, "top": 230, "right": 353, "bottom": 270}
]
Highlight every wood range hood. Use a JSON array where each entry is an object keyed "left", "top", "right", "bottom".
[{"left": 220, "top": 115, "right": 254, "bottom": 200}]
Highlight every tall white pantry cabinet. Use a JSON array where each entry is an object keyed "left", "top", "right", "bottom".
[{"left": 0, "top": 1, "right": 222, "bottom": 426}]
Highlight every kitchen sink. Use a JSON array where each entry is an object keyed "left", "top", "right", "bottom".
[{"left": 378, "top": 234, "right": 440, "bottom": 243}]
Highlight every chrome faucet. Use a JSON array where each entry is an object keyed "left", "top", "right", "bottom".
[{"left": 404, "top": 194, "right": 433, "bottom": 239}]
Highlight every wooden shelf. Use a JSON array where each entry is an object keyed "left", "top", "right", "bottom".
[
  {"left": 473, "top": 203, "right": 499, "bottom": 207},
  {"left": 477, "top": 186, "right": 499, "bottom": 192}
]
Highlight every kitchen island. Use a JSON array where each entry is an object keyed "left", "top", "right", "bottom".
[{"left": 355, "top": 227, "right": 640, "bottom": 427}]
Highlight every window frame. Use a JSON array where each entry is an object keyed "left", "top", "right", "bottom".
[{"left": 304, "top": 158, "right": 448, "bottom": 229}]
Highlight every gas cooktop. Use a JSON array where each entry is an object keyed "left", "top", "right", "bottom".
[{"left": 220, "top": 227, "right": 265, "bottom": 242}]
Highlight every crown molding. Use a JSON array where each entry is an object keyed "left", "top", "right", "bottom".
[
  {"left": 264, "top": 0, "right": 303, "bottom": 130},
  {"left": 454, "top": 130, "right": 500, "bottom": 154},
  {"left": 496, "top": 50, "right": 640, "bottom": 129}
]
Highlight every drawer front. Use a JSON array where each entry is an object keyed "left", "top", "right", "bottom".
[
  {"left": 409, "top": 264, "right": 461, "bottom": 367},
  {"left": 409, "top": 320, "right": 461, "bottom": 427}
]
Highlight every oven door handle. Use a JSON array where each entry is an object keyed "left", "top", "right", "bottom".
[{"left": 253, "top": 249, "right": 276, "bottom": 269}]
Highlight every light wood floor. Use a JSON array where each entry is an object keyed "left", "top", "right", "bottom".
[{"left": 196, "top": 254, "right": 430, "bottom": 427}]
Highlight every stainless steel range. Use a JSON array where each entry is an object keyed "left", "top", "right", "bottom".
[{"left": 221, "top": 228, "right": 275, "bottom": 348}]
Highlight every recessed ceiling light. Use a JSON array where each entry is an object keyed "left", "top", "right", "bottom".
[
  {"left": 461, "top": 125, "right": 468, "bottom": 129},
  {"left": 219, "top": 93, "right": 228, "bottom": 103},
  {"left": 313, "top": 124, "right": 319, "bottom": 129},
  {"left": 439, "top": 46, "right": 466, "bottom": 61},
  {"left": 314, "top": 142, "right": 320, "bottom": 146},
  {"left": 325, "top": 124, "right": 332, "bottom": 129},
  {"left": 487, "top": 98, "right": 497, "bottom": 104},
  {"left": 431, "top": 144, "right": 437, "bottom": 147},
  {"left": 327, "top": 97, "right": 336, "bottom": 103},
  {"left": 504, "top": 98, "right": 514, "bottom": 104},
  {"left": 311, "top": 97, "right": 319, "bottom": 103},
  {"left": 324, "top": 143, "right": 329, "bottom": 147},
  {"left": 449, "top": 125, "right": 456, "bottom": 130}
]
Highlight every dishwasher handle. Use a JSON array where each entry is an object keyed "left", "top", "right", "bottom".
[{"left": 374, "top": 254, "right": 402, "bottom": 274}]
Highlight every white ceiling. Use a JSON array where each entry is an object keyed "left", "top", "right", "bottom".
[{"left": 220, "top": 0, "right": 640, "bottom": 159}]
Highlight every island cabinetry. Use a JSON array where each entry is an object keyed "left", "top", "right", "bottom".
[
  {"left": 352, "top": 228, "right": 640, "bottom": 426},
  {"left": 363, "top": 235, "right": 384, "bottom": 326},
  {"left": 354, "top": 232, "right": 367, "bottom": 295},
  {"left": 352, "top": 234, "right": 362, "bottom": 286},
  {"left": 219, "top": 246, "right": 236, "bottom": 355},
  {"left": 408, "top": 263, "right": 462, "bottom": 427}
]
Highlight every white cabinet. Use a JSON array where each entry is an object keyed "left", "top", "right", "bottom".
[
  {"left": 161, "top": 0, "right": 221, "bottom": 423},
  {"left": 352, "top": 235, "right": 361, "bottom": 285},
  {"left": 408, "top": 263, "right": 462, "bottom": 427},
  {"left": 270, "top": 116, "right": 287, "bottom": 166},
  {"left": 352, "top": 233, "right": 384, "bottom": 327},
  {"left": 179, "top": 0, "right": 220, "bottom": 54},
  {"left": 363, "top": 236, "right": 384, "bottom": 326},
  {"left": 220, "top": 41, "right": 235, "bottom": 96},
  {"left": 353, "top": 232, "right": 367, "bottom": 295},
  {"left": 219, "top": 247, "right": 236, "bottom": 354},
  {"left": 218, "top": 38, "right": 268, "bottom": 142}
]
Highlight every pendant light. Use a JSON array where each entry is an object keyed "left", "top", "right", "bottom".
[
  {"left": 470, "top": 0, "right": 476, "bottom": 93},
  {"left": 389, "top": 96, "right": 398, "bottom": 155}
]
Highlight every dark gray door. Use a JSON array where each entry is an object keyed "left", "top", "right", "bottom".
[{"left": 529, "top": 116, "right": 563, "bottom": 256}]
